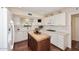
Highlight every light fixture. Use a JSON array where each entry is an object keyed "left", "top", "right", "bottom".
[{"left": 28, "top": 13, "right": 32, "bottom": 16}]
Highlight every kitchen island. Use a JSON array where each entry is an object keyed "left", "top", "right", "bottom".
[{"left": 28, "top": 31, "right": 50, "bottom": 51}]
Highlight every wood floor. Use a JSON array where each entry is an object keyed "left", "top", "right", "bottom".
[
  {"left": 70, "top": 40, "right": 79, "bottom": 51},
  {"left": 13, "top": 40, "right": 61, "bottom": 51},
  {"left": 13, "top": 40, "right": 79, "bottom": 51}
]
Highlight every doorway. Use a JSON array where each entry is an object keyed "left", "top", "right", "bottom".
[{"left": 71, "top": 14, "right": 79, "bottom": 50}]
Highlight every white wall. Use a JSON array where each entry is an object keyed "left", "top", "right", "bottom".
[
  {"left": 0, "top": 7, "right": 14, "bottom": 51},
  {"left": 3, "top": 8, "right": 8, "bottom": 50},
  {"left": 0, "top": 8, "right": 8, "bottom": 51},
  {"left": 13, "top": 15, "right": 21, "bottom": 25},
  {"left": 0, "top": 8, "right": 3, "bottom": 49}
]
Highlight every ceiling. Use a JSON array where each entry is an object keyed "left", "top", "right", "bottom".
[
  {"left": 21, "top": 7, "right": 64, "bottom": 16},
  {"left": 8, "top": 7, "right": 65, "bottom": 18}
]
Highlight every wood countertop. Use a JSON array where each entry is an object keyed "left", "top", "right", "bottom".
[{"left": 28, "top": 31, "right": 50, "bottom": 41}]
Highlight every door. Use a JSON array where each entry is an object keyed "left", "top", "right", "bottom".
[{"left": 71, "top": 14, "right": 79, "bottom": 49}]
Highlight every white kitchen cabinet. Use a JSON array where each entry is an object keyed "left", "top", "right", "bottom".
[
  {"left": 47, "top": 16, "right": 54, "bottom": 25},
  {"left": 15, "top": 31, "right": 27, "bottom": 42},
  {"left": 41, "top": 18, "right": 47, "bottom": 25},
  {"left": 53, "top": 12, "right": 66, "bottom": 26},
  {"left": 32, "top": 19, "right": 37, "bottom": 25},
  {"left": 43, "top": 12, "right": 66, "bottom": 26},
  {"left": 51, "top": 32, "right": 58, "bottom": 45},
  {"left": 57, "top": 33, "right": 67, "bottom": 50},
  {"left": 14, "top": 26, "right": 28, "bottom": 42},
  {"left": 40, "top": 29, "right": 67, "bottom": 50},
  {"left": 47, "top": 17, "right": 53, "bottom": 25},
  {"left": 51, "top": 32, "right": 67, "bottom": 50},
  {"left": 42, "top": 17, "right": 52, "bottom": 25}
]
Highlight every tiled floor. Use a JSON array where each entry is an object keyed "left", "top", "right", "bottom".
[{"left": 13, "top": 40, "right": 79, "bottom": 51}]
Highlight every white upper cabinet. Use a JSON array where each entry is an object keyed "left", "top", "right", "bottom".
[
  {"left": 46, "top": 16, "right": 54, "bottom": 25},
  {"left": 32, "top": 19, "right": 38, "bottom": 25},
  {"left": 53, "top": 12, "right": 66, "bottom": 26},
  {"left": 42, "top": 18, "right": 48, "bottom": 25},
  {"left": 43, "top": 12, "right": 66, "bottom": 26},
  {"left": 32, "top": 12, "right": 66, "bottom": 26}
]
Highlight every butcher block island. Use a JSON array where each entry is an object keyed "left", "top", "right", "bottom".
[{"left": 28, "top": 31, "right": 50, "bottom": 51}]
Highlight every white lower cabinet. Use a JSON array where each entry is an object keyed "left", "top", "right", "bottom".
[
  {"left": 40, "top": 30, "right": 67, "bottom": 50},
  {"left": 51, "top": 32, "right": 67, "bottom": 50},
  {"left": 14, "top": 26, "right": 28, "bottom": 42},
  {"left": 51, "top": 33, "right": 59, "bottom": 47},
  {"left": 15, "top": 31, "right": 26, "bottom": 42}
]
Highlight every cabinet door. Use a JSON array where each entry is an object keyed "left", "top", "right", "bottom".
[
  {"left": 49, "top": 16, "right": 54, "bottom": 25},
  {"left": 57, "top": 34, "right": 65, "bottom": 50},
  {"left": 53, "top": 12, "right": 66, "bottom": 26},
  {"left": 15, "top": 31, "right": 23, "bottom": 42},
  {"left": 15, "top": 31, "right": 27, "bottom": 42},
  {"left": 47, "top": 16, "right": 52, "bottom": 25},
  {"left": 32, "top": 19, "right": 37, "bottom": 25},
  {"left": 22, "top": 27, "right": 28, "bottom": 40},
  {"left": 51, "top": 33, "right": 65, "bottom": 50},
  {"left": 51, "top": 33, "right": 58, "bottom": 46},
  {"left": 42, "top": 19, "right": 46, "bottom": 25},
  {"left": 15, "top": 26, "right": 28, "bottom": 42},
  {"left": 45, "top": 16, "right": 54, "bottom": 25}
]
